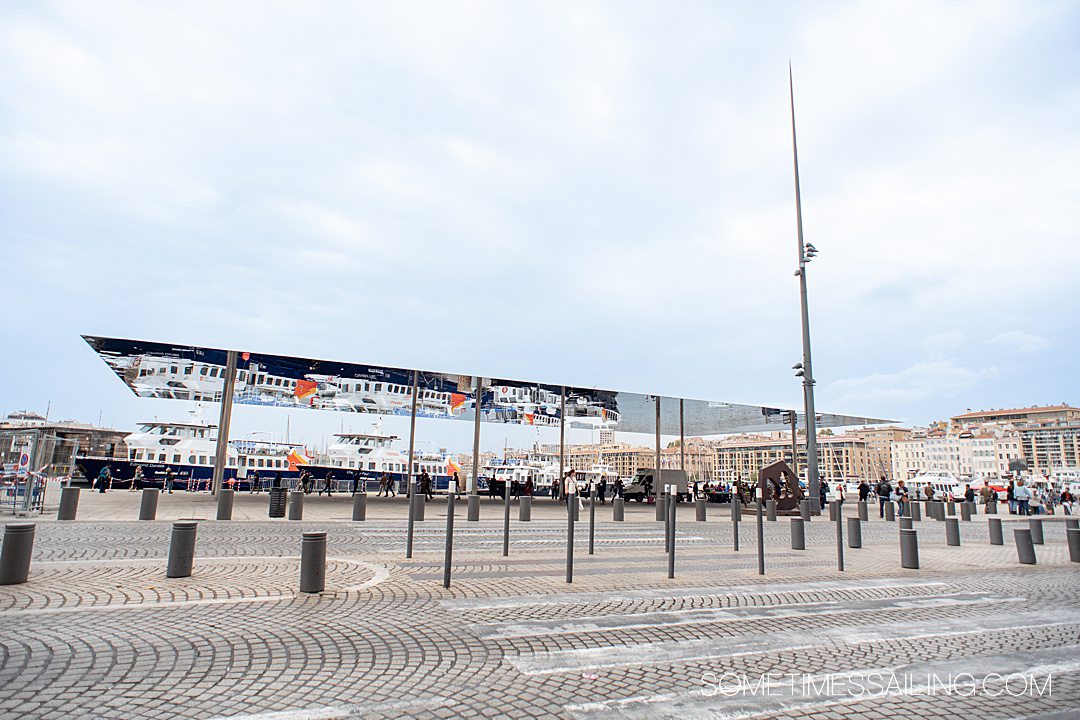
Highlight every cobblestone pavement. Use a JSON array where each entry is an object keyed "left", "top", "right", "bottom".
[{"left": 1, "top": 491, "right": 1078, "bottom": 719}]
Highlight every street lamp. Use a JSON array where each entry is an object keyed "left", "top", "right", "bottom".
[{"left": 788, "top": 64, "right": 821, "bottom": 511}]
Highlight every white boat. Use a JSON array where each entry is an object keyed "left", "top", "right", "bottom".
[{"left": 908, "top": 471, "right": 964, "bottom": 501}]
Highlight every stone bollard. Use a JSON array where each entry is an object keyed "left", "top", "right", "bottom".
[
  {"left": 884, "top": 503, "right": 895, "bottom": 522},
  {"left": 216, "top": 489, "right": 234, "bottom": 521},
  {"left": 935, "top": 502, "right": 946, "bottom": 521},
  {"left": 139, "top": 488, "right": 159, "bottom": 520},
  {"left": 166, "top": 521, "right": 198, "bottom": 578},
  {"left": 300, "top": 531, "right": 327, "bottom": 593},
  {"left": 1065, "top": 518, "right": 1078, "bottom": 531},
  {"left": 909, "top": 502, "right": 921, "bottom": 522},
  {"left": 613, "top": 497, "right": 624, "bottom": 521},
  {"left": 1028, "top": 518, "right": 1044, "bottom": 545},
  {"left": 1067, "top": 528, "right": 1080, "bottom": 563},
  {"left": 989, "top": 517, "right": 1004, "bottom": 545},
  {"left": 467, "top": 494, "right": 480, "bottom": 522},
  {"left": 828, "top": 501, "right": 838, "bottom": 522},
  {"left": 695, "top": 498, "right": 706, "bottom": 522},
  {"left": 766, "top": 499, "right": 777, "bottom": 521},
  {"left": 946, "top": 500, "right": 956, "bottom": 516},
  {"left": 847, "top": 517, "right": 862, "bottom": 548},
  {"left": 800, "top": 500, "right": 811, "bottom": 522},
  {"left": 857, "top": 500, "right": 868, "bottom": 522},
  {"left": 1014, "top": 528, "right": 1037, "bottom": 565},
  {"left": 57, "top": 487, "right": 80, "bottom": 521},
  {"left": 288, "top": 491, "right": 304, "bottom": 520},
  {"left": 960, "top": 502, "right": 972, "bottom": 522},
  {"left": 900, "top": 529, "right": 919, "bottom": 569},
  {"left": 352, "top": 493, "right": 366, "bottom": 521},
  {"left": 791, "top": 518, "right": 805, "bottom": 550},
  {"left": 415, "top": 494, "right": 426, "bottom": 521},
  {"left": 655, "top": 494, "right": 667, "bottom": 521},
  {"left": 945, "top": 517, "right": 960, "bottom": 546},
  {"left": 519, "top": 496, "right": 532, "bottom": 522},
  {"left": 0, "top": 523, "right": 36, "bottom": 585},
  {"left": 986, "top": 501, "right": 997, "bottom": 515},
  {"left": 900, "top": 517, "right": 913, "bottom": 531}
]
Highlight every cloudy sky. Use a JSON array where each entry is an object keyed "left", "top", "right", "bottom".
[{"left": 2, "top": 1, "right": 1078, "bottom": 451}]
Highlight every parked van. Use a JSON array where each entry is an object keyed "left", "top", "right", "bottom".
[{"left": 622, "top": 468, "right": 688, "bottom": 502}]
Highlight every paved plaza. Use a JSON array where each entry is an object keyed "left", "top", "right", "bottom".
[{"left": 1, "top": 489, "right": 1078, "bottom": 719}]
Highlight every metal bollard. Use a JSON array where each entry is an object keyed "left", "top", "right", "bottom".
[
  {"left": 848, "top": 517, "right": 862, "bottom": 548},
  {"left": 1028, "top": 518, "right": 1044, "bottom": 545},
  {"left": 299, "top": 531, "right": 326, "bottom": 593},
  {"left": 0, "top": 523, "right": 36, "bottom": 585},
  {"left": 960, "top": 502, "right": 972, "bottom": 522},
  {"left": 613, "top": 497, "right": 624, "bottom": 521},
  {"left": 696, "top": 498, "right": 706, "bottom": 522},
  {"left": 139, "top": 488, "right": 159, "bottom": 521},
  {"left": 857, "top": 500, "right": 868, "bottom": 522},
  {"left": 900, "top": 529, "right": 919, "bottom": 569},
  {"left": 467, "top": 494, "right": 480, "bottom": 522},
  {"left": 668, "top": 487, "right": 676, "bottom": 578},
  {"left": 166, "top": 521, "right": 198, "bottom": 578},
  {"left": 443, "top": 489, "right": 455, "bottom": 588},
  {"left": 655, "top": 493, "right": 667, "bottom": 521},
  {"left": 834, "top": 502, "right": 844, "bottom": 572},
  {"left": 791, "top": 518, "right": 805, "bottom": 550},
  {"left": 519, "top": 496, "right": 532, "bottom": 522},
  {"left": 767, "top": 499, "right": 777, "bottom": 521},
  {"left": 588, "top": 491, "right": 596, "bottom": 556},
  {"left": 416, "top": 494, "right": 426, "bottom": 522},
  {"left": 899, "top": 517, "right": 913, "bottom": 531},
  {"left": 988, "top": 517, "right": 1003, "bottom": 545},
  {"left": 1014, "top": 528, "right": 1037, "bottom": 565},
  {"left": 502, "top": 488, "right": 511, "bottom": 557},
  {"left": 566, "top": 493, "right": 575, "bottom": 584},
  {"left": 569, "top": 499, "right": 579, "bottom": 521},
  {"left": 732, "top": 500, "right": 742, "bottom": 522},
  {"left": 288, "top": 491, "right": 304, "bottom": 520},
  {"left": 57, "top": 487, "right": 80, "bottom": 521},
  {"left": 909, "top": 502, "right": 921, "bottom": 522},
  {"left": 986, "top": 501, "right": 997, "bottom": 515},
  {"left": 884, "top": 503, "right": 895, "bottom": 522},
  {"left": 352, "top": 492, "right": 366, "bottom": 521},
  {"left": 216, "top": 488, "right": 234, "bottom": 521},
  {"left": 800, "top": 500, "right": 811, "bottom": 522},
  {"left": 946, "top": 517, "right": 961, "bottom": 546},
  {"left": 828, "top": 501, "right": 838, "bottom": 522},
  {"left": 756, "top": 499, "right": 765, "bottom": 575},
  {"left": 1067, "top": 528, "right": 1080, "bottom": 563},
  {"left": 732, "top": 499, "right": 740, "bottom": 551}
]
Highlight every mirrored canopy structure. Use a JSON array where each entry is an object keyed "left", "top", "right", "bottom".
[{"left": 82, "top": 335, "right": 888, "bottom": 435}]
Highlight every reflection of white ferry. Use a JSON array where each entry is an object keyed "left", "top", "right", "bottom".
[
  {"left": 109, "top": 353, "right": 469, "bottom": 417},
  {"left": 480, "top": 459, "right": 559, "bottom": 496},
  {"left": 321, "top": 424, "right": 458, "bottom": 490},
  {"left": 487, "top": 385, "right": 620, "bottom": 427},
  {"left": 577, "top": 463, "right": 620, "bottom": 491}
]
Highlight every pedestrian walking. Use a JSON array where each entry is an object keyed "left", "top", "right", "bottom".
[
  {"left": 130, "top": 465, "right": 143, "bottom": 491},
  {"left": 895, "top": 480, "right": 909, "bottom": 517},
  {"left": 1014, "top": 479, "right": 1031, "bottom": 516},
  {"left": 858, "top": 480, "right": 870, "bottom": 502},
  {"left": 876, "top": 476, "right": 892, "bottom": 518},
  {"left": 164, "top": 467, "right": 175, "bottom": 494},
  {"left": 249, "top": 470, "right": 261, "bottom": 493},
  {"left": 320, "top": 470, "right": 334, "bottom": 496},
  {"left": 420, "top": 470, "right": 433, "bottom": 500},
  {"left": 598, "top": 477, "right": 607, "bottom": 504},
  {"left": 1007, "top": 480, "right": 1017, "bottom": 514}
]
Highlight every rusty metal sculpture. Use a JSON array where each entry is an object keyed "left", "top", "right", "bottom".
[{"left": 759, "top": 460, "right": 803, "bottom": 515}]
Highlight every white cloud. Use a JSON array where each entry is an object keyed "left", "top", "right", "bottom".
[
  {"left": 826, "top": 359, "right": 998, "bottom": 409},
  {"left": 988, "top": 331, "right": 1051, "bottom": 355}
]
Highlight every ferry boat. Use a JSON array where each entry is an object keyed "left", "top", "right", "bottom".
[
  {"left": 907, "top": 471, "right": 964, "bottom": 501},
  {"left": 76, "top": 417, "right": 458, "bottom": 493},
  {"left": 76, "top": 418, "right": 306, "bottom": 490}
]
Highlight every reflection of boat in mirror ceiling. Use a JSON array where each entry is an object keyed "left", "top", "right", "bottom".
[{"left": 83, "top": 335, "right": 890, "bottom": 435}]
